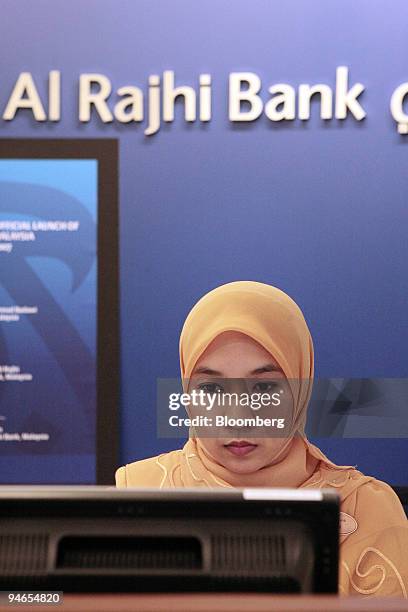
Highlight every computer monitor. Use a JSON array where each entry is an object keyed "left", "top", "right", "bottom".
[{"left": 0, "top": 487, "right": 339, "bottom": 594}]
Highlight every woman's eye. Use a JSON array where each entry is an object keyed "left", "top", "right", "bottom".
[
  {"left": 198, "top": 383, "right": 223, "bottom": 394},
  {"left": 252, "top": 382, "right": 277, "bottom": 393}
]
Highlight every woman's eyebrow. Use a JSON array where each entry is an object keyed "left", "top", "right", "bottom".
[
  {"left": 250, "top": 364, "right": 281, "bottom": 374},
  {"left": 193, "top": 366, "right": 223, "bottom": 375}
]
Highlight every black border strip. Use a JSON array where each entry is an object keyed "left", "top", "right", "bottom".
[
  {"left": 393, "top": 486, "right": 408, "bottom": 508},
  {"left": 0, "top": 138, "right": 119, "bottom": 485}
]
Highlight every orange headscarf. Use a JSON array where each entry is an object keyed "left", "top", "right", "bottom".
[{"left": 177, "top": 280, "right": 352, "bottom": 488}]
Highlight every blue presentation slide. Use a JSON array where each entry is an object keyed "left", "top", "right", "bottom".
[{"left": 0, "top": 159, "right": 97, "bottom": 483}]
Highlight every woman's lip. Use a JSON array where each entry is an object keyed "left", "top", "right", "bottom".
[{"left": 224, "top": 442, "right": 258, "bottom": 457}]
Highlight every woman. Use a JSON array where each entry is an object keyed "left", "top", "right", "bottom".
[{"left": 116, "top": 280, "right": 408, "bottom": 597}]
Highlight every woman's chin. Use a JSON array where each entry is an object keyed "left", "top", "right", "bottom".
[{"left": 220, "top": 448, "right": 264, "bottom": 474}]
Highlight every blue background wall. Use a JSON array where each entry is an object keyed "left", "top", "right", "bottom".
[{"left": 1, "top": 0, "right": 407, "bottom": 484}]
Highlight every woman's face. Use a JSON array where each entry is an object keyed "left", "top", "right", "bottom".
[{"left": 188, "top": 330, "right": 294, "bottom": 475}]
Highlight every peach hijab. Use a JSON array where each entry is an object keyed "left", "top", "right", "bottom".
[{"left": 177, "top": 280, "right": 352, "bottom": 489}]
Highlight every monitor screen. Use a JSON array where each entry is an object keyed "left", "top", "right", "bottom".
[{"left": 0, "top": 139, "right": 119, "bottom": 485}]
